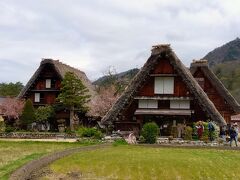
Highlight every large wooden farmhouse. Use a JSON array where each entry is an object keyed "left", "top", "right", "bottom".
[
  {"left": 18, "top": 59, "right": 97, "bottom": 128},
  {"left": 190, "top": 60, "right": 240, "bottom": 123},
  {"left": 101, "top": 45, "right": 235, "bottom": 135}
]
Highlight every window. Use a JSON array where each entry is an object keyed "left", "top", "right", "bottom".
[
  {"left": 46, "top": 79, "right": 51, "bottom": 88},
  {"left": 139, "top": 100, "right": 158, "bottom": 109},
  {"left": 34, "top": 93, "right": 40, "bottom": 102},
  {"left": 154, "top": 77, "right": 174, "bottom": 94},
  {"left": 170, "top": 100, "right": 190, "bottom": 109}
]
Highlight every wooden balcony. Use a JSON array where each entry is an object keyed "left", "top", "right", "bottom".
[
  {"left": 134, "top": 109, "right": 194, "bottom": 116},
  {"left": 134, "top": 96, "right": 193, "bottom": 100}
]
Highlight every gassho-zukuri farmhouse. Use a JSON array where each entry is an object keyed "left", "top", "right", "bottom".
[{"left": 101, "top": 44, "right": 240, "bottom": 135}]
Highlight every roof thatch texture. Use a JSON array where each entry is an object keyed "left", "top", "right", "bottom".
[
  {"left": 190, "top": 60, "right": 240, "bottom": 113},
  {"left": 18, "top": 59, "right": 97, "bottom": 116},
  {"left": 101, "top": 45, "right": 226, "bottom": 126}
]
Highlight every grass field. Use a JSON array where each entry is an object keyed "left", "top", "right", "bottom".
[
  {"left": 46, "top": 145, "right": 240, "bottom": 179},
  {"left": 0, "top": 140, "right": 83, "bottom": 180}
]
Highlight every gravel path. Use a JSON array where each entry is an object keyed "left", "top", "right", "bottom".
[{"left": 9, "top": 144, "right": 110, "bottom": 180}]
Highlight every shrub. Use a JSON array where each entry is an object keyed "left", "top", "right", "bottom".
[
  {"left": 76, "top": 127, "right": 103, "bottom": 139},
  {"left": 5, "top": 125, "right": 15, "bottom": 133},
  {"left": 202, "top": 122, "right": 209, "bottom": 142},
  {"left": 113, "top": 139, "right": 128, "bottom": 146},
  {"left": 184, "top": 126, "right": 193, "bottom": 140},
  {"left": 0, "top": 121, "right": 6, "bottom": 132},
  {"left": 19, "top": 99, "right": 36, "bottom": 129},
  {"left": 171, "top": 126, "right": 178, "bottom": 138},
  {"left": 139, "top": 135, "right": 146, "bottom": 143},
  {"left": 141, "top": 122, "right": 159, "bottom": 144}
]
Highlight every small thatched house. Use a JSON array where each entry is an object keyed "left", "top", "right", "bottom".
[
  {"left": 101, "top": 45, "right": 226, "bottom": 135},
  {"left": 18, "top": 59, "right": 97, "bottom": 129},
  {"left": 190, "top": 60, "right": 240, "bottom": 123}
]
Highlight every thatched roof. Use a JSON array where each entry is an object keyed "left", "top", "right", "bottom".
[
  {"left": 190, "top": 60, "right": 240, "bottom": 113},
  {"left": 101, "top": 45, "right": 226, "bottom": 126},
  {"left": 18, "top": 59, "right": 97, "bottom": 115}
]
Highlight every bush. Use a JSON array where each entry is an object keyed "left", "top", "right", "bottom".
[
  {"left": 76, "top": 127, "right": 103, "bottom": 139},
  {"left": 112, "top": 139, "right": 128, "bottom": 146},
  {"left": 202, "top": 122, "right": 209, "bottom": 142},
  {"left": 19, "top": 99, "right": 36, "bottom": 129},
  {"left": 171, "top": 126, "right": 178, "bottom": 138},
  {"left": 184, "top": 126, "right": 193, "bottom": 140},
  {"left": 0, "top": 119, "right": 5, "bottom": 132},
  {"left": 139, "top": 135, "right": 146, "bottom": 143},
  {"left": 141, "top": 122, "right": 159, "bottom": 144},
  {"left": 5, "top": 126, "right": 15, "bottom": 133}
]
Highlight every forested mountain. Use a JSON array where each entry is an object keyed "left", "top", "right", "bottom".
[
  {"left": 203, "top": 38, "right": 240, "bottom": 67},
  {"left": 0, "top": 82, "right": 24, "bottom": 97},
  {"left": 93, "top": 68, "right": 139, "bottom": 93},
  {"left": 203, "top": 38, "right": 240, "bottom": 103}
]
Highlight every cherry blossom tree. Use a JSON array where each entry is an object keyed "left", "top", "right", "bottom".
[
  {"left": 89, "top": 86, "right": 119, "bottom": 117},
  {"left": 1, "top": 97, "right": 25, "bottom": 120}
]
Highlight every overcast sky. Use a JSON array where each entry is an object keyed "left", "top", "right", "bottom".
[{"left": 0, "top": 0, "right": 239, "bottom": 84}]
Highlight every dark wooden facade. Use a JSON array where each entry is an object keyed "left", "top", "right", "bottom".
[
  {"left": 21, "top": 63, "right": 69, "bottom": 122},
  {"left": 191, "top": 61, "right": 240, "bottom": 124},
  {"left": 115, "top": 59, "right": 208, "bottom": 133},
  {"left": 19, "top": 59, "right": 97, "bottom": 129}
]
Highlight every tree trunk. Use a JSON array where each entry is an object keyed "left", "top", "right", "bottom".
[{"left": 70, "top": 106, "right": 75, "bottom": 131}]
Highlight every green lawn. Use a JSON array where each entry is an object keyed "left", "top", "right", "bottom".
[
  {"left": 0, "top": 140, "right": 82, "bottom": 180},
  {"left": 47, "top": 145, "right": 240, "bottom": 179}
]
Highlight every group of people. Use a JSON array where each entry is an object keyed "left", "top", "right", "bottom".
[
  {"left": 195, "top": 121, "right": 215, "bottom": 141},
  {"left": 230, "top": 124, "right": 238, "bottom": 147},
  {"left": 223, "top": 123, "right": 239, "bottom": 147},
  {"left": 196, "top": 120, "right": 239, "bottom": 146}
]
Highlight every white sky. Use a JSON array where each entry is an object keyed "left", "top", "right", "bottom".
[{"left": 0, "top": 0, "right": 239, "bottom": 84}]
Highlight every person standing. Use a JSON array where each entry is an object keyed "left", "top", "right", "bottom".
[
  {"left": 234, "top": 123, "right": 239, "bottom": 144},
  {"left": 220, "top": 126, "right": 226, "bottom": 142},
  {"left": 208, "top": 120, "right": 215, "bottom": 141},
  {"left": 230, "top": 125, "right": 238, "bottom": 147},
  {"left": 196, "top": 121, "right": 204, "bottom": 140}
]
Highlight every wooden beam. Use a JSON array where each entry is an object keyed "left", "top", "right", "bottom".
[
  {"left": 134, "top": 96, "right": 193, "bottom": 100},
  {"left": 150, "top": 74, "right": 178, "bottom": 77}
]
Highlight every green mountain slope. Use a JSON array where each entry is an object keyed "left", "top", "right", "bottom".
[
  {"left": 203, "top": 37, "right": 240, "bottom": 67},
  {"left": 203, "top": 38, "right": 240, "bottom": 103},
  {"left": 93, "top": 68, "right": 139, "bottom": 93}
]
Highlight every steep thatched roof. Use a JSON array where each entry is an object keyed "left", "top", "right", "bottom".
[
  {"left": 101, "top": 45, "right": 226, "bottom": 126},
  {"left": 190, "top": 60, "right": 240, "bottom": 113},
  {"left": 18, "top": 59, "right": 97, "bottom": 115}
]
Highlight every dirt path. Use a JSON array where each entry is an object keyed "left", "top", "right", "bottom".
[
  {"left": 9, "top": 144, "right": 110, "bottom": 180},
  {"left": 0, "top": 138, "right": 77, "bottom": 143}
]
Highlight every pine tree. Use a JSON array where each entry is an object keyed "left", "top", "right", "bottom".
[
  {"left": 57, "top": 72, "right": 91, "bottom": 130},
  {"left": 20, "top": 99, "right": 36, "bottom": 129}
]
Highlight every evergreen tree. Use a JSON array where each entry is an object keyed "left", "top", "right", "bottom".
[
  {"left": 35, "top": 105, "right": 55, "bottom": 131},
  {"left": 20, "top": 99, "right": 36, "bottom": 129},
  {"left": 57, "top": 72, "right": 91, "bottom": 130}
]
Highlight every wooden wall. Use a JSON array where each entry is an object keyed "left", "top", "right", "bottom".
[
  {"left": 137, "top": 59, "right": 190, "bottom": 97},
  {"left": 193, "top": 68, "right": 234, "bottom": 123}
]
